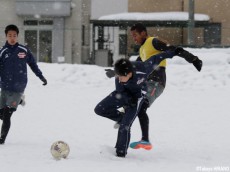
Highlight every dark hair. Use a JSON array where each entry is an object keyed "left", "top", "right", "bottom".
[
  {"left": 114, "top": 58, "right": 133, "bottom": 76},
  {"left": 5, "top": 24, "right": 19, "bottom": 35},
  {"left": 130, "top": 23, "right": 147, "bottom": 33}
]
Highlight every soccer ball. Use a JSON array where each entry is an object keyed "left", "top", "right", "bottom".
[{"left": 50, "top": 141, "right": 70, "bottom": 160}]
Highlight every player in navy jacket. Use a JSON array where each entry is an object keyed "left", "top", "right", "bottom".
[
  {"left": 94, "top": 50, "right": 175, "bottom": 157},
  {"left": 0, "top": 42, "right": 45, "bottom": 92},
  {"left": 0, "top": 24, "right": 47, "bottom": 144}
]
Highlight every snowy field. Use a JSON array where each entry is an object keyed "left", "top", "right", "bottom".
[{"left": 1, "top": 48, "right": 230, "bottom": 172}]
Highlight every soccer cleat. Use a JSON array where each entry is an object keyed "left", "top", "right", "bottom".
[
  {"left": 116, "top": 150, "right": 126, "bottom": 158},
  {"left": 0, "top": 138, "right": 5, "bottom": 144},
  {"left": 130, "top": 140, "right": 152, "bottom": 150}
]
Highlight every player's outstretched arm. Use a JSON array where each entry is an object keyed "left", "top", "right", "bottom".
[{"left": 175, "top": 47, "right": 203, "bottom": 72}]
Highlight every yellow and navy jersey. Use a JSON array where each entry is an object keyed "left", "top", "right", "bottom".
[
  {"left": 139, "top": 37, "right": 166, "bottom": 67},
  {"left": 138, "top": 36, "right": 168, "bottom": 86}
]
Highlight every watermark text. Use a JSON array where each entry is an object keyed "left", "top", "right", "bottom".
[{"left": 196, "top": 166, "right": 229, "bottom": 172}]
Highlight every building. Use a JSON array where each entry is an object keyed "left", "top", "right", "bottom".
[{"left": 0, "top": 0, "right": 91, "bottom": 64}]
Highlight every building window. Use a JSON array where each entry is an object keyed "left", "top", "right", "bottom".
[
  {"left": 24, "top": 19, "right": 53, "bottom": 63},
  {"left": 24, "top": 20, "right": 53, "bottom": 26},
  {"left": 24, "top": 20, "right": 38, "bottom": 26}
]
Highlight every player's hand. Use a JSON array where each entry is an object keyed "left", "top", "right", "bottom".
[{"left": 40, "top": 76, "right": 47, "bottom": 86}]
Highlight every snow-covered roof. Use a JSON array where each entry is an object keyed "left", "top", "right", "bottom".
[{"left": 98, "top": 12, "right": 210, "bottom": 21}]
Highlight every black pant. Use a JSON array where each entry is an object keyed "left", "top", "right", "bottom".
[
  {"left": 94, "top": 91, "right": 145, "bottom": 154},
  {"left": 0, "top": 107, "right": 14, "bottom": 141},
  {"left": 137, "top": 99, "right": 150, "bottom": 142}
]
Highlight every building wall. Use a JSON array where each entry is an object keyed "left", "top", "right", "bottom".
[
  {"left": 0, "top": 1, "right": 23, "bottom": 45},
  {"left": 128, "top": 0, "right": 183, "bottom": 12},
  {"left": 65, "top": 0, "right": 82, "bottom": 64},
  {"left": 91, "top": 0, "right": 128, "bottom": 19},
  {"left": 81, "top": 0, "right": 91, "bottom": 63},
  {"left": 65, "top": 0, "right": 91, "bottom": 64},
  {"left": 184, "top": 0, "right": 230, "bottom": 45}
]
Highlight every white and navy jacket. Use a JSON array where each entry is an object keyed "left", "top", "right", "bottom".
[
  {"left": 115, "top": 50, "right": 175, "bottom": 100},
  {"left": 0, "top": 42, "right": 44, "bottom": 92}
]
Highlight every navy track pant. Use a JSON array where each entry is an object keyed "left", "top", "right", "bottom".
[{"left": 94, "top": 90, "right": 144, "bottom": 154}]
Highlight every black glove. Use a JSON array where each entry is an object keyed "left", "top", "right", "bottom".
[
  {"left": 40, "top": 76, "right": 47, "bottom": 86},
  {"left": 192, "top": 58, "right": 203, "bottom": 72},
  {"left": 105, "top": 69, "right": 115, "bottom": 78}
]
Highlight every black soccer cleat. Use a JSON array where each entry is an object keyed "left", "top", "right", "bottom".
[{"left": 116, "top": 150, "right": 126, "bottom": 158}]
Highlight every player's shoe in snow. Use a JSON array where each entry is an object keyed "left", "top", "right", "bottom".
[
  {"left": 116, "top": 150, "right": 126, "bottom": 158},
  {"left": 130, "top": 140, "right": 152, "bottom": 150},
  {"left": 0, "top": 138, "right": 5, "bottom": 144},
  {"left": 114, "top": 122, "right": 120, "bottom": 129}
]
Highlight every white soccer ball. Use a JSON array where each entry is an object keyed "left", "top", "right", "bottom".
[{"left": 50, "top": 141, "right": 70, "bottom": 160}]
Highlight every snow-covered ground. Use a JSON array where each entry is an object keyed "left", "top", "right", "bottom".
[{"left": 1, "top": 48, "right": 230, "bottom": 172}]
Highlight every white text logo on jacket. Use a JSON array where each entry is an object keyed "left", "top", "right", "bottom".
[
  {"left": 137, "top": 78, "right": 145, "bottom": 85},
  {"left": 18, "top": 52, "right": 26, "bottom": 58}
]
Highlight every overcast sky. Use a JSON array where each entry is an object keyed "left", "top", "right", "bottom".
[{"left": 91, "top": 0, "right": 128, "bottom": 19}]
